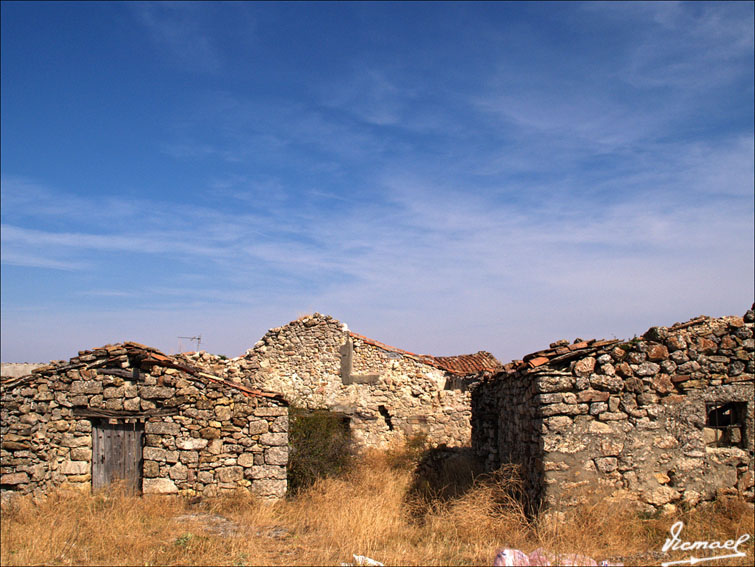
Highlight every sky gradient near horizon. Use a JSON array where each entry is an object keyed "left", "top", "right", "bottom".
[{"left": 2, "top": 1, "right": 753, "bottom": 364}]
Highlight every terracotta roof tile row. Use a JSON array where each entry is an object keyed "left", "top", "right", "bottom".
[
  {"left": 433, "top": 352, "right": 503, "bottom": 375},
  {"left": 349, "top": 332, "right": 438, "bottom": 366},
  {"left": 513, "top": 338, "right": 620, "bottom": 372},
  {"left": 348, "top": 332, "right": 502, "bottom": 376}
]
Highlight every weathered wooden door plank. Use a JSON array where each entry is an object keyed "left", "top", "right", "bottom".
[
  {"left": 91, "top": 420, "right": 144, "bottom": 493},
  {"left": 92, "top": 422, "right": 106, "bottom": 490}
]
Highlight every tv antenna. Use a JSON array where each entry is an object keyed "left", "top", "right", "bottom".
[{"left": 178, "top": 335, "right": 202, "bottom": 351}]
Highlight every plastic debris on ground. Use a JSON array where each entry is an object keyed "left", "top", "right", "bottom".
[
  {"left": 340, "top": 554, "right": 384, "bottom": 566},
  {"left": 493, "top": 546, "right": 624, "bottom": 566}
]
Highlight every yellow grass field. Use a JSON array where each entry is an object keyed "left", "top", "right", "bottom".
[{"left": 2, "top": 445, "right": 753, "bottom": 566}]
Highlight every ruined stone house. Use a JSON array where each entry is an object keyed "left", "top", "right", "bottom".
[
  {"left": 1, "top": 342, "right": 288, "bottom": 499},
  {"left": 185, "top": 313, "right": 502, "bottom": 448},
  {"left": 472, "top": 308, "right": 755, "bottom": 513}
]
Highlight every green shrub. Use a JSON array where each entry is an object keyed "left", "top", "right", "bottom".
[
  {"left": 174, "top": 533, "right": 193, "bottom": 547},
  {"left": 287, "top": 408, "right": 354, "bottom": 493}
]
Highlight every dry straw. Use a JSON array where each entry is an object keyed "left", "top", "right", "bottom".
[{"left": 2, "top": 443, "right": 753, "bottom": 566}]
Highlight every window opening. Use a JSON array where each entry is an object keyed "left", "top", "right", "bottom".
[
  {"left": 705, "top": 402, "right": 746, "bottom": 448},
  {"left": 378, "top": 405, "right": 394, "bottom": 431}
]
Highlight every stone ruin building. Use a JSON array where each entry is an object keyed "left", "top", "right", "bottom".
[
  {"left": 181, "top": 313, "right": 502, "bottom": 448},
  {"left": 1, "top": 342, "right": 288, "bottom": 499},
  {"left": 0, "top": 314, "right": 500, "bottom": 499},
  {"left": 3, "top": 307, "right": 752, "bottom": 514},
  {"left": 472, "top": 307, "right": 755, "bottom": 513}
]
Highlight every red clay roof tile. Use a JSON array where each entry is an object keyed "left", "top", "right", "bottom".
[
  {"left": 528, "top": 356, "right": 550, "bottom": 368},
  {"left": 434, "top": 352, "right": 503, "bottom": 375},
  {"left": 348, "top": 332, "right": 501, "bottom": 376}
]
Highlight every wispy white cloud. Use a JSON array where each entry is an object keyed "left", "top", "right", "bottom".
[
  {"left": 3, "top": 138, "right": 752, "bottom": 360},
  {"left": 1, "top": 176, "right": 99, "bottom": 220},
  {"left": 0, "top": 251, "right": 89, "bottom": 271},
  {"left": 320, "top": 68, "right": 410, "bottom": 126},
  {"left": 1, "top": 224, "right": 227, "bottom": 257},
  {"left": 469, "top": 2, "right": 752, "bottom": 181},
  {"left": 77, "top": 289, "right": 141, "bottom": 298},
  {"left": 2, "top": 2, "right": 752, "bottom": 363},
  {"left": 133, "top": 2, "right": 223, "bottom": 73},
  {"left": 611, "top": 2, "right": 753, "bottom": 89}
]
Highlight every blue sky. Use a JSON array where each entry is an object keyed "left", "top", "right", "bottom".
[{"left": 2, "top": 1, "right": 753, "bottom": 363}]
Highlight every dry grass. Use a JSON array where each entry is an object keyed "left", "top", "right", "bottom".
[{"left": 2, "top": 446, "right": 753, "bottom": 566}]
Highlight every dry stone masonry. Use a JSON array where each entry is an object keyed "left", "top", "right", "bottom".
[
  {"left": 232, "top": 314, "right": 501, "bottom": 448},
  {"left": 472, "top": 308, "right": 755, "bottom": 514},
  {"left": 4, "top": 307, "right": 751, "bottom": 514},
  {"left": 1, "top": 342, "right": 288, "bottom": 499}
]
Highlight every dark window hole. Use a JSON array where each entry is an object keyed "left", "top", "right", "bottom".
[
  {"left": 705, "top": 402, "right": 747, "bottom": 448},
  {"left": 378, "top": 405, "right": 394, "bottom": 431}
]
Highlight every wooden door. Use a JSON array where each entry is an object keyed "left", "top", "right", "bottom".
[{"left": 92, "top": 419, "right": 144, "bottom": 492}]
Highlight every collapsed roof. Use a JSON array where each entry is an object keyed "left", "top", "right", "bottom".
[
  {"left": 498, "top": 310, "right": 753, "bottom": 376},
  {"left": 348, "top": 330, "right": 502, "bottom": 376}
]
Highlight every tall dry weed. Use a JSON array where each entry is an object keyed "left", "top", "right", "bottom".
[
  {"left": 1, "top": 483, "right": 191, "bottom": 565},
  {"left": 284, "top": 453, "right": 413, "bottom": 561},
  {"left": 2, "top": 446, "right": 753, "bottom": 566},
  {"left": 532, "top": 492, "right": 643, "bottom": 560}
]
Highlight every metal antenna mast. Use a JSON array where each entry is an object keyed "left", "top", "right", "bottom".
[{"left": 178, "top": 335, "right": 202, "bottom": 351}]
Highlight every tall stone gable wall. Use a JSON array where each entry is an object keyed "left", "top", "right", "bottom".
[
  {"left": 242, "top": 314, "right": 474, "bottom": 448},
  {"left": 472, "top": 310, "right": 755, "bottom": 513},
  {"left": 1, "top": 344, "right": 288, "bottom": 499}
]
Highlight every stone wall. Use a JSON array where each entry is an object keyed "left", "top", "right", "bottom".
[
  {"left": 472, "top": 309, "right": 755, "bottom": 513},
  {"left": 1, "top": 343, "right": 288, "bottom": 499},
  {"left": 233, "top": 314, "right": 489, "bottom": 448}
]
